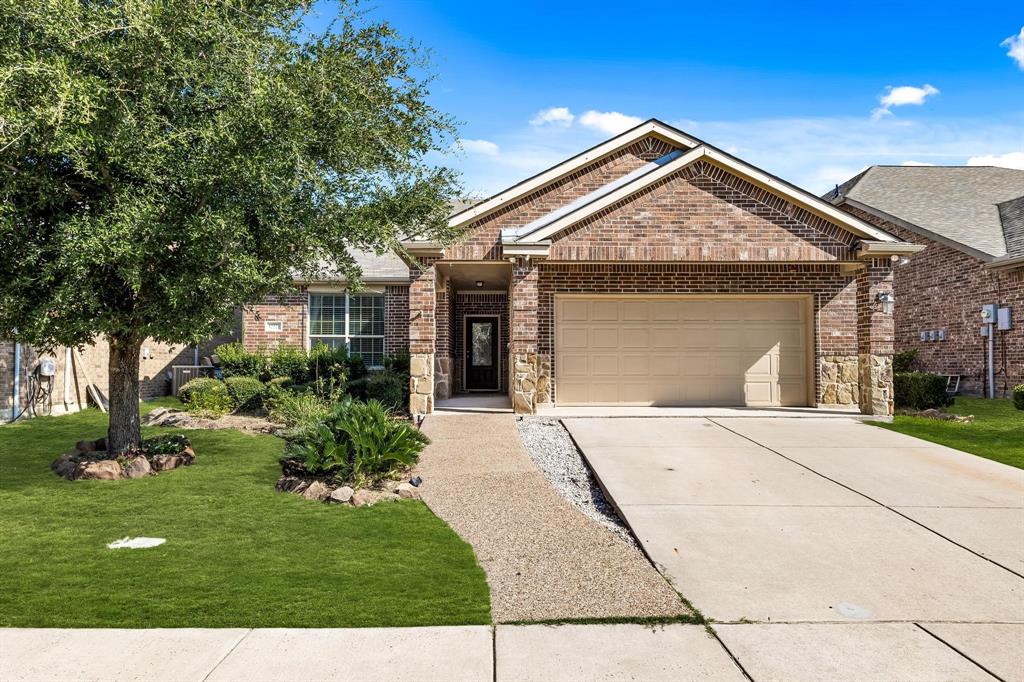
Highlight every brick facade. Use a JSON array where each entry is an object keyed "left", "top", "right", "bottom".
[
  {"left": 842, "top": 205, "right": 1023, "bottom": 397},
  {"left": 242, "top": 290, "right": 307, "bottom": 350},
  {"left": 0, "top": 322, "right": 239, "bottom": 420}
]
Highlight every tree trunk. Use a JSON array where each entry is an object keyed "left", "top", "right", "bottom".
[{"left": 107, "top": 334, "right": 142, "bottom": 454}]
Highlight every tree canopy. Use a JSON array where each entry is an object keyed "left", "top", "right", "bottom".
[{"left": 0, "top": 0, "right": 461, "bottom": 450}]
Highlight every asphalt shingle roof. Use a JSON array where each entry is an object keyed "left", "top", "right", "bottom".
[{"left": 829, "top": 166, "right": 1024, "bottom": 258}]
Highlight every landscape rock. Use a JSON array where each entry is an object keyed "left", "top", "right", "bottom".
[
  {"left": 301, "top": 480, "right": 332, "bottom": 501},
  {"left": 394, "top": 482, "right": 418, "bottom": 499},
  {"left": 329, "top": 486, "right": 354, "bottom": 503},
  {"left": 77, "top": 459, "right": 123, "bottom": 481},
  {"left": 123, "top": 456, "right": 152, "bottom": 479},
  {"left": 351, "top": 489, "right": 399, "bottom": 507},
  {"left": 149, "top": 451, "right": 193, "bottom": 471},
  {"left": 51, "top": 451, "right": 81, "bottom": 479},
  {"left": 75, "top": 439, "right": 98, "bottom": 453},
  {"left": 275, "top": 476, "right": 309, "bottom": 494}
]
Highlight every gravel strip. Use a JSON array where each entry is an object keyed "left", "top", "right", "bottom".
[
  {"left": 516, "top": 417, "right": 636, "bottom": 547},
  {"left": 413, "top": 414, "right": 689, "bottom": 623}
]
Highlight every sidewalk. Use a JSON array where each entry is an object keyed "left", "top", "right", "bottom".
[{"left": 5, "top": 622, "right": 1019, "bottom": 681}]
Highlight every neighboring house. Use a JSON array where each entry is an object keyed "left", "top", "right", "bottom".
[
  {"left": 0, "top": 328, "right": 238, "bottom": 422},
  {"left": 826, "top": 167, "right": 1024, "bottom": 397},
  {"left": 243, "top": 118, "right": 918, "bottom": 416}
]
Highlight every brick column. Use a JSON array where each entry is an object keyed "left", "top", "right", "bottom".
[
  {"left": 856, "top": 259, "right": 895, "bottom": 416},
  {"left": 408, "top": 260, "right": 437, "bottom": 415},
  {"left": 509, "top": 260, "right": 548, "bottom": 413}
]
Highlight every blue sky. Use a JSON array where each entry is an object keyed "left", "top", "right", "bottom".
[{"left": 314, "top": 1, "right": 1024, "bottom": 196}]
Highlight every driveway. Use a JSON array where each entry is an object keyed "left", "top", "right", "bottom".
[{"left": 564, "top": 417, "right": 1024, "bottom": 678}]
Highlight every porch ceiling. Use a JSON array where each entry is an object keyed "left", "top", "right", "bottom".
[{"left": 439, "top": 261, "right": 512, "bottom": 291}]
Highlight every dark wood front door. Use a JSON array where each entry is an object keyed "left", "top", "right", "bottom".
[{"left": 465, "top": 317, "right": 499, "bottom": 390}]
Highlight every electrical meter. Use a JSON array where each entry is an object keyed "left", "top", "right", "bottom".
[{"left": 981, "top": 304, "right": 997, "bottom": 322}]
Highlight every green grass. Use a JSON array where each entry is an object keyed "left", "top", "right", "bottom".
[
  {"left": 873, "top": 397, "right": 1024, "bottom": 469},
  {"left": 0, "top": 401, "right": 490, "bottom": 627}
]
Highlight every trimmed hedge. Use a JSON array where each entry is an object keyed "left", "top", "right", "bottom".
[
  {"left": 367, "top": 370, "right": 407, "bottom": 410},
  {"left": 215, "top": 342, "right": 266, "bottom": 378},
  {"left": 178, "top": 377, "right": 232, "bottom": 417},
  {"left": 270, "top": 346, "right": 309, "bottom": 384},
  {"left": 1014, "top": 384, "right": 1024, "bottom": 411},
  {"left": 225, "top": 376, "right": 265, "bottom": 410},
  {"left": 894, "top": 372, "right": 953, "bottom": 410}
]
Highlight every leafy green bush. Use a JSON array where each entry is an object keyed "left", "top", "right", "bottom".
[
  {"left": 177, "top": 377, "right": 220, "bottom": 402},
  {"left": 285, "top": 422, "right": 350, "bottom": 477},
  {"left": 367, "top": 370, "right": 407, "bottom": 410},
  {"left": 309, "top": 342, "right": 349, "bottom": 383},
  {"left": 265, "top": 375, "right": 293, "bottom": 393},
  {"left": 178, "top": 378, "right": 232, "bottom": 417},
  {"left": 225, "top": 376, "right": 265, "bottom": 411},
  {"left": 346, "top": 353, "right": 368, "bottom": 381},
  {"left": 1014, "top": 384, "right": 1024, "bottom": 411},
  {"left": 894, "top": 372, "right": 953, "bottom": 410},
  {"left": 142, "top": 434, "right": 191, "bottom": 455},
  {"left": 335, "top": 399, "right": 428, "bottom": 486},
  {"left": 383, "top": 350, "right": 410, "bottom": 375},
  {"left": 893, "top": 349, "right": 918, "bottom": 374},
  {"left": 345, "top": 377, "right": 369, "bottom": 401},
  {"left": 267, "top": 390, "right": 330, "bottom": 427},
  {"left": 215, "top": 342, "right": 266, "bottom": 378},
  {"left": 270, "top": 345, "right": 310, "bottom": 384}
]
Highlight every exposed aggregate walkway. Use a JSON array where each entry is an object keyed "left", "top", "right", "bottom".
[{"left": 414, "top": 414, "right": 688, "bottom": 622}]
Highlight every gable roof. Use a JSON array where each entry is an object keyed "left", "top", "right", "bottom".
[
  {"left": 502, "top": 141, "right": 898, "bottom": 245},
  {"left": 826, "top": 166, "right": 1024, "bottom": 260},
  {"left": 448, "top": 119, "right": 701, "bottom": 229}
]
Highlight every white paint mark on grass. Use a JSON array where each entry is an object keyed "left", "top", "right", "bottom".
[{"left": 107, "top": 537, "right": 166, "bottom": 549}]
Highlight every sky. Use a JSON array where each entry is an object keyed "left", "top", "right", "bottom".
[{"left": 312, "top": 1, "right": 1024, "bottom": 197}]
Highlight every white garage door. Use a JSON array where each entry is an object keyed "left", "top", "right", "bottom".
[{"left": 555, "top": 297, "right": 809, "bottom": 407}]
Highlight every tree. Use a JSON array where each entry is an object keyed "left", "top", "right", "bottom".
[{"left": 0, "top": 1, "right": 461, "bottom": 452}]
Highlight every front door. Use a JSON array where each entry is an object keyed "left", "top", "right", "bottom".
[{"left": 465, "top": 317, "right": 499, "bottom": 391}]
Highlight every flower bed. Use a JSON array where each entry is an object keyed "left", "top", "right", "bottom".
[{"left": 51, "top": 434, "right": 195, "bottom": 481}]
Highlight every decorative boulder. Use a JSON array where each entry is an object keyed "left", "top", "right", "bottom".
[
  {"left": 51, "top": 451, "right": 82, "bottom": 479},
  {"left": 123, "top": 456, "right": 152, "bottom": 479},
  {"left": 351, "top": 489, "right": 400, "bottom": 507},
  {"left": 302, "top": 480, "right": 332, "bottom": 501},
  {"left": 149, "top": 446, "right": 196, "bottom": 472},
  {"left": 275, "top": 476, "right": 309, "bottom": 494},
  {"left": 77, "top": 460, "right": 123, "bottom": 480},
  {"left": 394, "top": 482, "right": 419, "bottom": 499},
  {"left": 329, "top": 486, "right": 355, "bottom": 504}
]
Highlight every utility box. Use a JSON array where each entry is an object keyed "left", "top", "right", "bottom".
[
  {"left": 981, "top": 304, "right": 997, "bottom": 323},
  {"left": 171, "top": 365, "right": 214, "bottom": 396},
  {"left": 997, "top": 307, "right": 1012, "bottom": 331}
]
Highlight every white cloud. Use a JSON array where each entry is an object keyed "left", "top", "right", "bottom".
[
  {"left": 872, "top": 84, "right": 939, "bottom": 120},
  {"left": 530, "top": 106, "right": 574, "bottom": 127},
  {"left": 900, "top": 160, "right": 936, "bottom": 166},
  {"left": 966, "top": 151, "right": 1024, "bottom": 169},
  {"left": 578, "top": 110, "right": 644, "bottom": 135},
  {"left": 1002, "top": 27, "right": 1024, "bottom": 69},
  {"left": 457, "top": 138, "right": 500, "bottom": 156}
]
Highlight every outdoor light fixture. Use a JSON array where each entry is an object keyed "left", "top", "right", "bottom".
[
  {"left": 876, "top": 291, "right": 895, "bottom": 314},
  {"left": 475, "top": 280, "right": 484, "bottom": 287}
]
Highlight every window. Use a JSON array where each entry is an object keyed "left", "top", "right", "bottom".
[{"left": 309, "top": 292, "right": 385, "bottom": 368}]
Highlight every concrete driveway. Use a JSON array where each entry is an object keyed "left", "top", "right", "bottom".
[{"left": 564, "top": 416, "right": 1024, "bottom": 678}]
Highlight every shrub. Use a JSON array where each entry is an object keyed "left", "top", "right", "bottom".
[
  {"left": 1014, "top": 384, "right": 1024, "bottom": 411},
  {"left": 892, "top": 349, "right": 918, "bottom": 374},
  {"left": 270, "top": 345, "right": 309, "bottom": 384},
  {"left": 346, "top": 377, "right": 369, "bottom": 401},
  {"left": 894, "top": 372, "right": 953, "bottom": 410},
  {"left": 334, "top": 399, "right": 428, "bottom": 486},
  {"left": 179, "top": 378, "right": 232, "bottom": 417},
  {"left": 285, "top": 422, "right": 350, "bottom": 478},
  {"left": 346, "top": 353, "right": 368, "bottom": 381},
  {"left": 142, "top": 433, "right": 191, "bottom": 456},
  {"left": 215, "top": 342, "right": 266, "bottom": 378},
  {"left": 265, "top": 376, "right": 293, "bottom": 393},
  {"left": 177, "top": 377, "right": 220, "bottom": 402},
  {"left": 309, "top": 342, "right": 349, "bottom": 384},
  {"left": 367, "top": 370, "right": 407, "bottom": 410},
  {"left": 267, "top": 390, "right": 329, "bottom": 427},
  {"left": 225, "top": 376, "right": 265, "bottom": 411},
  {"left": 383, "top": 349, "right": 410, "bottom": 376}
]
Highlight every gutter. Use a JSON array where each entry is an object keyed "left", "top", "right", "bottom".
[{"left": 984, "top": 253, "right": 1024, "bottom": 272}]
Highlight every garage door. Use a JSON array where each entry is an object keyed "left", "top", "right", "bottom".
[{"left": 555, "top": 297, "right": 809, "bottom": 407}]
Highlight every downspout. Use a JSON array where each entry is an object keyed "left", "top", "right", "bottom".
[
  {"left": 63, "top": 347, "right": 73, "bottom": 413},
  {"left": 11, "top": 341, "right": 21, "bottom": 422}
]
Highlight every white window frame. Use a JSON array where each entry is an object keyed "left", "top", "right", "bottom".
[{"left": 307, "top": 289, "right": 386, "bottom": 369}]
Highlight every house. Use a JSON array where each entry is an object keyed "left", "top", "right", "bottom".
[
  {"left": 827, "top": 166, "right": 1024, "bottom": 397},
  {"left": 243, "top": 118, "right": 919, "bottom": 416}
]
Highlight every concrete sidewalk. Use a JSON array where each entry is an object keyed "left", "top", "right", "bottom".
[{"left": 4, "top": 623, "right": 1019, "bottom": 681}]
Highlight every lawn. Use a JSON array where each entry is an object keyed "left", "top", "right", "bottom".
[
  {"left": 0, "top": 401, "right": 491, "bottom": 628},
  {"left": 873, "top": 397, "right": 1024, "bottom": 469}
]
